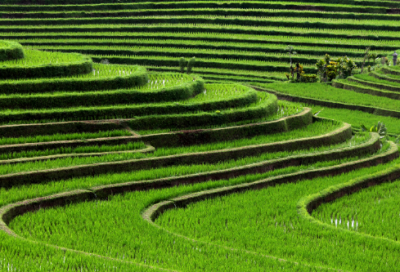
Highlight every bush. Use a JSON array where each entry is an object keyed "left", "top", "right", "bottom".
[{"left": 300, "top": 73, "right": 318, "bottom": 83}]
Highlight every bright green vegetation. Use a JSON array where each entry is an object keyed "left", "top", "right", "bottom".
[
  {"left": 0, "top": 49, "right": 83, "bottom": 67},
  {"left": 291, "top": 102, "right": 400, "bottom": 135},
  {"left": 0, "top": 132, "right": 373, "bottom": 207},
  {"left": 0, "top": 72, "right": 202, "bottom": 123},
  {"left": 354, "top": 74, "right": 400, "bottom": 88},
  {"left": 390, "top": 65, "right": 400, "bottom": 71},
  {"left": 263, "top": 55, "right": 400, "bottom": 136},
  {"left": 137, "top": 100, "right": 302, "bottom": 135},
  {"left": 0, "top": 132, "right": 375, "bottom": 209},
  {"left": 9, "top": 149, "right": 398, "bottom": 272},
  {"left": 0, "top": 120, "right": 342, "bottom": 174},
  {"left": 313, "top": 178, "right": 400, "bottom": 241},
  {"left": 0, "top": 141, "right": 147, "bottom": 161},
  {"left": 0, "top": 62, "right": 140, "bottom": 83},
  {"left": 0, "top": 130, "right": 132, "bottom": 145},
  {"left": 152, "top": 156, "right": 400, "bottom": 272},
  {"left": 2, "top": 0, "right": 399, "bottom": 83},
  {"left": 1, "top": 1, "right": 400, "bottom": 271},
  {"left": 263, "top": 82, "right": 400, "bottom": 111}
]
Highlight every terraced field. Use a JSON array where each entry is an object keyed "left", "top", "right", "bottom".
[
  {"left": 1, "top": 0, "right": 400, "bottom": 83},
  {"left": 1, "top": 1, "right": 400, "bottom": 271}
]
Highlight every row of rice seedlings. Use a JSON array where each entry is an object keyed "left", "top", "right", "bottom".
[
  {"left": 152, "top": 144, "right": 398, "bottom": 272},
  {"left": 0, "top": 129, "right": 132, "bottom": 146},
  {"left": 261, "top": 82, "right": 400, "bottom": 112},
  {"left": 0, "top": 132, "right": 373, "bottom": 207},
  {"left": 202, "top": 75, "right": 274, "bottom": 84},
  {"left": 141, "top": 73, "right": 192, "bottom": 92},
  {"left": 136, "top": 100, "right": 302, "bottom": 135},
  {"left": 2, "top": 155, "right": 391, "bottom": 271},
  {"left": 0, "top": 87, "right": 257, "bottom": 125},
  {"left": 3, "top": 14, "right": 400, "bottom": 28},
  {"left": 0, "top": 48, "right": 84, "bottom": 67},
  {"left": 3, "top": 23, "right": 399, "bottom": 38},
  {"left": 353, "top": 74, "right": 400, "bottom": 88},
  {"left": 314, "top": 177, "right": 400, "bottom": 240},
  {"left": 9, "top": 32, "right": 400, "bottom": 48},
  {"left": 0, "top": 141, "right": 147, "bottom": 160},
  {"left": 0, "top": 120, "right": 344, "bottom": 175},
  {"left": 5, "top": 8, "right": 400, "bottom": 22},
  {"left": 0, "top": 81, "right": 248, "bottom": 121},
  {"left": 389, "top": 65, "right": 400, "bottom": 71},
  {"left": 7, "top": 146, "right": 395, "bottom": 272},
  {"left": 28, "top": 44, "right": 371, "bottom": 64},
  {"left": 3, "top": 127, "right": 370, "bottom": 162},
  {"left": 333, "top": 78, "right": 400, "bottom": 96},
  {"left": 1, "top": 0, "right": 397, "bottom": 10},
  {"left": 0, "top": 128, "right": 371, "bottom": 162},
  {"left": 20, "top": 38, "right": 390, "bottom": 57},
  {"left": 0, "top": 232, "right": 157, "bottom": 272},
  {"left": 142, "top": 66, "right": 285, "bottom": 80},
  {"left": 1, "top": 2, "right": 396, "bottom": 13},
  {"left": 185, "top": 83, "right": 249, "bottom": 103},
  {"left": 4, "top": 6, "right": 400, "bottom": 18},
  {"left": 303, "top": 105, "right": 400, "bottom": 137},
  {"left": 27, "top": 45, "right": 372, "bottom": 67},
  {"left": 376, "top": 68, "right": 400, "bottom": 80},
  {"left": 31, "top": 47, "right": 318, "bottom": 68},
  {"left": 89, "top": 53, "right": 317, "bottom": 70},
  {"left": 0, "top": 82, "right": 257, "bottom": 124},
  {"left": 0, "top": 73, "right": 192, "bottom": 100},
  {"left": 0, "top": 63, "right": 139, "bottom": 83}
]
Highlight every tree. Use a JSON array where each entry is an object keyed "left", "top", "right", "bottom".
[
  {"left": 368, "top": 53, "right": 377, "bottom": 64},
  {"left": 360, "top": 47, "right": 371, "bottom": 73},
  {"left": 179, "top": 57, "right": 186, "bottom": 73},
  {"left": 187, "top": 57, "right": 196, "bottom": 74},
  {"left": 284, "top": 45, "right": 297, "bottom": 67}
]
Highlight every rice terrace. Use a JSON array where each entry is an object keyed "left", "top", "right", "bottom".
[{"left": 1, "top": 0, "right": 400, "bottom": 271}]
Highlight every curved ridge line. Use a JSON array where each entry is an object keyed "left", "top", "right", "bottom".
[
  {"left": 0, "top": 115, "right": 344, "bottom": 189},
  {"left": 251, "top": 85, "right": 400, "bottom": 119},
  {"left": 333, "top": 79, "right": 400, "bottom": 100},
  {"left": 298, "top": 157, "right": 400, "bottom": 246},
  {"left": 0, "top": 90, "right": 278, "bottom": 152},
  {"left": 0, "top": 88, "right": 276, "bottom": 139},
  {"left": 0, "top": 190, "right": 178, "bottom": 272},
  {"left": 347, "top": 77, "right": 400, "bottom": 93},
  {"left": 0, "top": 144, "right": 155, "bottom": 165},
  {"left": 140, "top": 142, "right": 399, "bottom": 271},
  {"left": 91, "top": 131, "right": 378, "bottom": 197},
  {"left": 0, "top": 130, "right": 383, "bottom": 271},
  {"left": 370, "top": 71, "right": 400, "bottom": 84},
  {"left": 143, "top": 141, "right": 398, "bottom": 221},
  {"left": 0, "top": 131, "right": 379, "bottom": 222}
]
